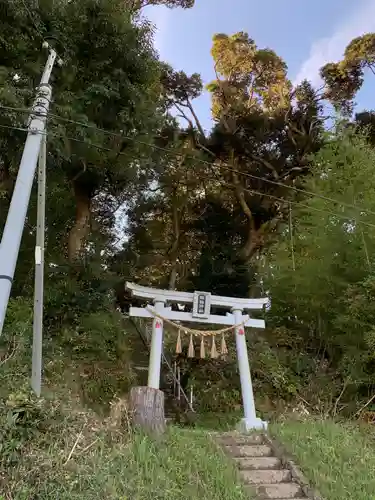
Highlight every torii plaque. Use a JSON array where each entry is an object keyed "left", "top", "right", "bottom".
[{"left": 126, "top": 282, "right": 269, "bottom": 431}]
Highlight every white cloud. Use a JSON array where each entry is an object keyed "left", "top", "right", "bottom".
[{"left": 294, "top": 0, "right": 375, "bottom": 87}]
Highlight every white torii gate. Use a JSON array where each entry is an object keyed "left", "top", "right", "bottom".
[{"left": 126, "top": 282, "right": 269, "bottom": 431}]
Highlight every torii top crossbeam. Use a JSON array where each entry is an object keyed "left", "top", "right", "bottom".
[{"left": 126, "top": 282, "right": 268, "bottom": 311}]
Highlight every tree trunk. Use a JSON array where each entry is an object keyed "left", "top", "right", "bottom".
[
  {"left": 168, "top": 200, "right": 181, "bottom": 290},
  {"left": 240, "top": 225, "right": 263, "bottom": 262},
  {"left": 129, "top": 386, "right": 166, "bottom": 436},
  {"left": 67, "top": 182, "right": 91, "bottom": 262},
  {"left": 168, "top": 264, "right": 178, "bottom": 290}
]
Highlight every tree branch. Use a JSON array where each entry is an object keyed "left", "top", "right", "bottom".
[
  {"left": 248, "top": 154, "right": 280, "bottom": 180},
  {"left": 185, "top": 98, "right": 206, "bottom": 139},
  {"left": 231, "top": 165, "right": 254, "bottom": 225},
  {"left": 174, "top": 103, "right": 194, "bottom": 128}
]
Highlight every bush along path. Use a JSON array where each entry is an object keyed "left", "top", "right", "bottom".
[{"left": 212, "top": 431, "right": 323, "bottom": 500}]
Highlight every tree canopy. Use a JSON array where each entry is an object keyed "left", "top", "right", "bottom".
[
  {"left": 265, "top": 131, "right": 375, "bottom": 407},
  {"left": 1, "top": 0, "right": 163, "bottom": 266},
  {"left": 320, "top": 33, "right": 375, "bottom": 114}
]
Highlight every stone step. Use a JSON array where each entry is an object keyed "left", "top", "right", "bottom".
[
  {"left": 255, "top": 482, "right": 304, "bottom": 499},
  {"left": 224, "top": 444, "right": 273, "bottom": 457},
  {"left": 240, "top": 469, "right": 291, "bottom": 485},
  {"left": 234, "top": 457, "right": 281, "bottom": 470},
  {"left": 217, "top": 434, "right": 264, "bottom": 446}
]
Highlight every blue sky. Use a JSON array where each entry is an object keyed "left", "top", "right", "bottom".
[{"left": 144, "top": 0, "right": 375, "bottom": 131}]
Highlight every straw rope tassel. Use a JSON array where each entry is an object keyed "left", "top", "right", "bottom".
[
  {"left": 187, "top": 333, "right": 195, "bottom": 358},
  {"left": 200, "top": 336, "right": 205, "bottom": 359},
  {"left": 220, "top": 333, "right": 228, "bottom": 356},
  {"left": 210, "top": 335, "right": 218, "bottom": 359},
  {"left": 176, "top": 329, "right": 182, "bottom": 354}
]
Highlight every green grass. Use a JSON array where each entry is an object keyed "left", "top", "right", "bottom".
[
  {"left": 1, "top": 399, "right": 248, "bottom": 500},
  {"left": 0, "top": 309, "right": 250, "bottom": 500},
  {"left": 272, "top": 419, "right": 375, "bottom": 500}
]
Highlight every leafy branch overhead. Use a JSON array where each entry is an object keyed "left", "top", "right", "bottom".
[
  {"left": 130, "top": 0, "right": 194, "bottom": 10},
  {"left": 119, "top": 30, "right": 324, "bottom": 298},
  {"left": 320, "top": 33, "right": 375, "bottom": 114},
  {"left": 205, "top": 33, "right": 323, "bottom": 263},
  {"left": 208, "top": 32, "right": 291, "bottom": 119}
]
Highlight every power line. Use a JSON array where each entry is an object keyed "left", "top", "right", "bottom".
[
  {"left": 45, "top": 111, "right": 375, "bottom": 218},
  {"left": 1, "top": 102, "right": 374, "bottom": 219},
  {"left": 184, "top": 168, "right": 375, "bottom": 229},
  {"left": 1, "top": 122, "right": 375, "bottom": 232},
  {"left": 0, "top": 122, "right": 125, "bottom": 155},
  {"left": 243, "top": 187, "right": 372, "bottom": 228},
  {"left": 0, "top": 123, "right": 28, "bottom": 133}
]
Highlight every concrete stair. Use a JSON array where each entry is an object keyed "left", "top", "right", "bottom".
[{"left": 215, "top": 432, "right": 308, "bottom": 499}]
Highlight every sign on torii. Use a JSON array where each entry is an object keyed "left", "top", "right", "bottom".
[{"left": 126, "top": 282, "right": 269, "bottom": 431}]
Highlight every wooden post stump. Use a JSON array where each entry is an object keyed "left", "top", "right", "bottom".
[{"left": 129, "top": 386, "right": 166, "bottom": 435}]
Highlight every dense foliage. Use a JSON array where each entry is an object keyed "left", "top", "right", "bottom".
[
  {"left": 1, "top": 0, "right": 375, "bottom": 427},
  {"left": 264, "top": 133, "right": 375, "bottom": 414}
]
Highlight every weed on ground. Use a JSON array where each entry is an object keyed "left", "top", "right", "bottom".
[{"left": 272, "top": 419, "right": 375, "bottom": 500}]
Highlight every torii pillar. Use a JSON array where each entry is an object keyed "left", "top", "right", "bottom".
[
  {"left": 148, "top": 299, "right": 165, "bottom": 389},
  {"left": 232, "top": 307, "right": 266, "bottom": 432}
]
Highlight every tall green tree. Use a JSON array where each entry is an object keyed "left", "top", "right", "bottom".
[
  {"left": 208, "top": 32, "right": 291, "bottom": 119},
  {"left": 320, "top": 33, "right": 375, "bottom": 114},
  {"left": 116, "top": 126, "right": 206, "bottom": 291},
  {"left": 203, "top": 33, "right": 324, "bottom": 295},
  {"left": 112, "top": 65, "right": 209, "bottom": 294},
  {"left": 266, "top": 131, "right": 375, "bottom": 406},
  {"left": 0, "top": 0, "right": 163, "bottom": 265},
  {"left": 119, "top": 33, "right": 324, "bottom": 298}
]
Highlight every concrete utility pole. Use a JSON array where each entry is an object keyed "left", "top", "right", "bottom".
[
  {"left": 0, "top": 44, "right": 57, "bottom": 336},
  {"left": 31, "top": 133, "right": 47, "bottom": 396}
]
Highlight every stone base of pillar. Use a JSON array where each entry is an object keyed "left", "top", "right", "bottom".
[
  {"left": 236, "top": 417, "right": 268, "bottom": 433},
  {"left": 129, "top": 386, "right": 166, "bottom": 436}
]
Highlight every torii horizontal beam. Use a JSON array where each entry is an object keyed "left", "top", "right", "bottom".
[
  {"left": 129, "top": 306, "right": 266, "bottom": 329},
  {"left": 126, "top": 282, "right": 269, "bottom": 311}
]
